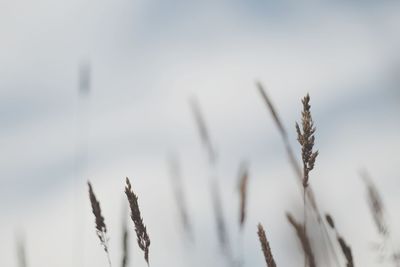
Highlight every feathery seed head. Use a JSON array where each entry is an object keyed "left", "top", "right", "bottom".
[
  {"left": 88, "top": 182, "right": 108, "bottom": 251},
  {"left": 296, "top": 94, "right": 318, "bottom": 188},
  {"left": 257, "top": 223, "right": 277, "bottom": 267},
  {"left": 87, "top": 181, "right": 112, "bottom": 267},
  {"left": 125, "top": 177, "right": 151, "bottom": 265}
]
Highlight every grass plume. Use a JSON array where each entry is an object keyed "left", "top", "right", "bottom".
[
  {"left": 296, "top": 94, "right": 318, "bottom": 267},
  {"left": 257, "top": 223, "right": 277, "bottom": 267},
  {"left": 239, "top": 162, "right": 249, "bottom": 229},
  {"left": 125, "top": 177, "right": 151, "bottom": 266},
  {"left": 295, "top": 94, "right": 318, "bottom": 189},
  {"left": 88, "top": 181, "right": 112, "bottom": 267},
  {"left": 257, "top": 83, "right": 339, "bottom": 267}
]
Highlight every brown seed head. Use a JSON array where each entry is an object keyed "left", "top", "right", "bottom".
[
  {"left": 361, "top": 171, "right": 389, "bottom": 236},
  {"left": 239, "top": 163, "right": 249, "bottom": 228},
  {"left": 88, "top": 181, "right": 109, "bottom": 253},
  {"left": 125, "top": 177, "right": 151, "bottom": 265},
  {"left": 296, "top": 94, "right": 318, "bottom": 188},
  {"left": 257, "top": 223, "right": 277, "bottom": 267}
]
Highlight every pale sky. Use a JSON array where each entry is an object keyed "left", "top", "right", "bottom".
[{"left": 1, "top": 1, "right": 400, "bottom": 267}]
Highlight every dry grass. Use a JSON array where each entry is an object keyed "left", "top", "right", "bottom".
[
  {"left": 257, "top": 83, "right": 340, "bottom": 267},
  {"left": 361, "top": 171, "right": 388, "bottom": 237},
  {"left": 257, "top": 83, "right": 321, "bottom": 214},
  {"left": 88, "top": 181, "right": 112, "bottom": 267},
  {"left": 296, "top": 94, "right": 318, "bottom": 267},
  {"left": 337, "top": 237, "right": 354, "bottom": 267},
  {"left": 239, "top": 162, "right": 249, "bottom": 229},
  {"left": 190, "top": 97, "right": 232, "bottom": 259},
  {"left": 75, "top": 90, "right": 398, "bottom": 267},
  {"left": 295, "top": 94, "right": 318, "bottom": 189},
  {"left": 257, "top": 223, "right": 277, "bottom": 267},
  {"left": 121, "top": 217, "right": 129, "bottom": 267},
  {"left": 325, "top": 214, "right": 354, "bottom": 267},
  {"left": 256, "top": 82, "right": 288, "bottom": 143},
  {"left": 190, "top": 97, "right": 216, "bottom": 165},
  {"left": 361, "top": 171, "right": 400, "bottom": 267},
  {"left": 78, "top": 90, "right": 400, "bottom": 267},
  {"left": 286, "top": 213, "right": 316, "bottom": 267},
  {"left": 16, "top": 89, "right": 399, "bottom": 267},
  {"left": 125, "top": 177, "right": 151, "bottom": 266},
  {"left": 168, "top": 155, "right": 194, "bottom": 242}
]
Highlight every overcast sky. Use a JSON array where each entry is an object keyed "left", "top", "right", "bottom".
[{"left": 1, "top": 1, "right": 400, "bottom": 267}]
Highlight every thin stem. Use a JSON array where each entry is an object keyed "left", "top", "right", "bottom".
[
  {"left": 320, "top": 217, "right": 341, "bottom": 267},
  {"left": 304, "top": 186, "right": 307, "bottom": 267},
  {"left": 102, "top": 232, "right": 112, "bottom": 267},
  {"left": 258, "top": 85, "right": 341, "bottom": 266}
]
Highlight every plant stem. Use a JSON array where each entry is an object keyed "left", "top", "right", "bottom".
[{"left": 304, "top": 186, "right": 307, "bottom": 267}]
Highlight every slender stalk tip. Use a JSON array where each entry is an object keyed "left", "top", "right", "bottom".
[
  {"left": 325, "top": 214, "right": 335, "bottom": 229},
  {"left": 239, "top": 163, "right": 249, "bottom": 229},
  {"left": 87, "top": 181, "right": 112, "bottom": 267},
  {"left": 296, "top": 94, "right": 318, "bottom": 188},
  {"left": 257, "top": 223, "right": 277, "bottom": 267},
  {"left": 125, "top": 177, "right": 151, "bottom": 265}
]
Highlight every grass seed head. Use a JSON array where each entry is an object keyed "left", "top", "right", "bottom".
[
  {"left": 257, "top": 223, "right": 277, "bottom": 267},
  {"left": 296, "top": 94, "right": 318, "bottom": 188},
  {"left": 125, "top": 177, "right": 151, "bottom": 265}
]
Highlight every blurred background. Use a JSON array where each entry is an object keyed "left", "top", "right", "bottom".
[{"left": 1, "top": 0, "right": 400, "bottom": 266}]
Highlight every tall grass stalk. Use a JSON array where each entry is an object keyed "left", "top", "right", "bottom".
[
  {"left": 256, "top": 82, "right": 339, "bottom": 267},
  {"left": 88, "top": 181, "right": 112, "bottom": 267}
]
